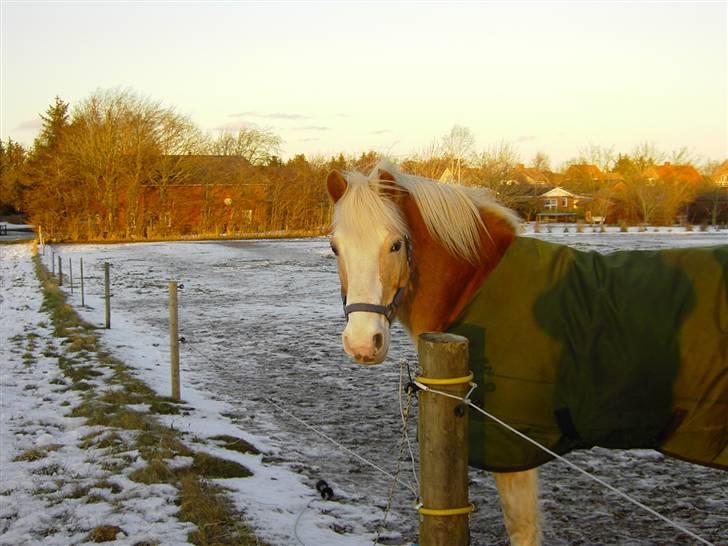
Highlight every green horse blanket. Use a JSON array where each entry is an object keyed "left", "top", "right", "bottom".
[{"left": 448, "top": 236, "right": 728, "bottom": 472}]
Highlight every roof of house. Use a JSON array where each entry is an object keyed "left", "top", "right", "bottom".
[
  {"left": 515, "top": 164, "right": 551, "bottom": 184},
  {"left": 653, "top": 162, "right": 702, "bottom": 185},
  {"left": 564, "top": 164, "right": 603, "bottom": 180},
  {"left": 539, "top": 186, "right": 577, "bottom": 198}
]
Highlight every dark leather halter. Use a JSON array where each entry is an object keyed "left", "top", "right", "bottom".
[
  {"left": 340, "top": 237, "right": 411, "bottom": 324},
  {"left": 342, "top": 286, "right": 406, "bottom": 323}
]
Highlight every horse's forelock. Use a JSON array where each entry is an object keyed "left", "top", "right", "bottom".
[{"left": 332, "top": 171, "right": 409, "bottom": 241}]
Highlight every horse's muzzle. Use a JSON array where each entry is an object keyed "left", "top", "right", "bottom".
[{"left": 342, "top": 318, "right": 390, "bottom": 365}]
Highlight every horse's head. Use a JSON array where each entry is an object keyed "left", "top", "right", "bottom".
[
  {"left": 326, "top": 167, "right": 411, "bottom": 365},
  {"left": 326, "top": 161, "right": 520, "bottom": 365}
]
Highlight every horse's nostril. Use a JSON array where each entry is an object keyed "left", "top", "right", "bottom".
[{"left": 373, "top": 333, "right": 383, "bottom": 350}]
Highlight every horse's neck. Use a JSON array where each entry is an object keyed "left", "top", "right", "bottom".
[{"left": 398, "top": 196, "right": 516, "bottom": 336}]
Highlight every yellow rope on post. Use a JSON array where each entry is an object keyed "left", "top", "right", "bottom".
[
  {"left": 417, "top": 504, "right": 475, "bottom": 517},
  {"left": 414, "top": 371, "right": 474, "bottom": 386}
]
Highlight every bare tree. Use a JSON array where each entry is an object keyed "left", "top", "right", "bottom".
[
  {"left": 472, "top": 141, "right": 523, "bottom": 208},
  {"left": 401, "top": 139, "right": 449, "bottom": 180},
  {"left": 577, "top": 144, "right": 616, "bottom": 172},
  {"left": 531, "top": 151, "right": 551, "bottom": 171},
  {"left": 441, "top": 125, "right": 476, "bottom": 183},
  {"left": 632, "top": 141, "right": 665, "bottom": 169},
  {"left": 667, "top": 146, "right": 697, "bottom": 165},
  {"left": 208, "top": 127, "right": 282, "bottom": 165}
]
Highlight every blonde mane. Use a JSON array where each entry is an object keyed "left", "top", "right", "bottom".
[{"left": 332, "top": 159, "right": 521, "bottom": 263}]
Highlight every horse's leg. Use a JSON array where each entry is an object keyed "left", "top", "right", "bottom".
[{"left": 494, "top": 469, "right": 542, "bottom": 546}]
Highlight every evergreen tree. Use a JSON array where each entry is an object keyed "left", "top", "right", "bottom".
[
  {"left": 0, "top": 138, "right": 27, "bottom": 214},
  {"left": 23, "top": 96, "right": 72, "bottom": 238},
  {"left": 34, "top": 96, "right": 70, "bottom": 155}
]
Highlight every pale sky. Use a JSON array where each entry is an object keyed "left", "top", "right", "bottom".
[{"left": 1, "top": 1, "right": 726, "bottom": 167}]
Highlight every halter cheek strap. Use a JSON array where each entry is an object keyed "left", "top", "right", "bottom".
[
  {"left": 340, "top": 237, "right": 411, "bottom": 324},
  {"left": 342, "top": 287, "right": 406, "bottom": 324}
]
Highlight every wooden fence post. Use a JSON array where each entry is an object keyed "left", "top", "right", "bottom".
[
  {"left": 104, "top": 262, "right": 111, "bottom": 329},
  {"left": 51, "top": 251, "right": 55, "bottom": 276},
  {"left": 80, "top": 258, "right": 85, "bottom": 307},
  {"left": 69, "top": 257, "right": 73, "bottom": 294},
  {"left": 57, "top": 255, "right": 63, "bottom": 286},
  {"left": 168, "top": 281, "right": 181, "bottom": 401},
  {"left": 417, "top": 332, "right": 471, "bottom": 546}
]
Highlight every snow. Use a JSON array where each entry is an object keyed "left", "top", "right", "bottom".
[
  {"left": 2, "top": 225, "right": 727, "bottom": 545},
  {"left": 0, "top": 245, "right": 194, "bottom": 545}
]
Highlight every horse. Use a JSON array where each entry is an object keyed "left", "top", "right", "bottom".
[{"left": 325, "top": 159, "right": 728, "bottom": 545}]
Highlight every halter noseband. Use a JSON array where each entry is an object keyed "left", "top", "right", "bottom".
[
  {"left": 342, "top": 287, "right": 406, "bottom": 323},
  {"left": 340, "top": 237, "right": 412, "bottom": 324}
]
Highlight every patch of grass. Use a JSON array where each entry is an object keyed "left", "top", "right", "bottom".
[
  {"left": 136, "top": 428, "right": 192, "bottom": 461},
  {"left": 210, "top": 435, "right": 260, "bottom": 455},
  {"left": 179, "top": 474, "right": 261, "bottom": 546},
  {"left": 129, "top": 459, "right": 176, "bottom": 485},
  {"left": 71, "top": 381, "right": 94, "bottom": 391},
  {"left": 87, "top": 525, "right": 124, "bottom": 543},
  {"left": 96, "top": 432, "right": 125, "bottom": 450},
  {"left": 13, "top": 444, "right": 62, "bottom": 462},
  {"left": 68, "top": 485, "right": 91, "bottom": 499},
  {"left": 67, "top": 332, "right": 97, "bottom": 353},
  {"left": 100, "top": 459, "right": 130, "bottom": 473},
  {"left": 33, "top": 463, "right": 62, "bottom": 476},
  {"left": 191, "top": 452, "right": 251, "bottom": 479},
  {"left": 79, "top": 430, "right": 105, "bottom": 448},
  {"left": 58, "top": 356, "right": 102, "bottom": 383},
  {"left": 149, "top": 399, "right": 181, "bottom": 415},
  {"left": 70, "top": 401, "right": 149, "bottom": 431}
]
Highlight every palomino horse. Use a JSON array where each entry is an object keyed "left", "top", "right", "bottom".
[{"left": 326, "top": 160, "right": 727, "bottom": 545}]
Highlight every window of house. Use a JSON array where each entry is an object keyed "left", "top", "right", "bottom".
[
  {"left": 562, "top": 197, "right": 569, "bottom": 208},
  {"left": 545, "top": 198, "right": 557, "bottom": 210}
]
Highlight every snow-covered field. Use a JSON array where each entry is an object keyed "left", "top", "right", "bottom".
[{"left": 3, "top": 225, "right": 727, "bottom": 545}]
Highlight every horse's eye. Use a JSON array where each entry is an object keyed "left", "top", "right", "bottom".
[
  {"left": 390, "top": 240, "right": 402, "bottom": 253},
  {"left": 330, "top": 243, "right": 339, "bottom": 256}
]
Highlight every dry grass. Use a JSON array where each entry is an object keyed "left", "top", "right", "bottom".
[
  {"left": 87, "top": 525, "right": 125, "bottom": 543},
  {"left": 13, "top": 444, "right": 62, "bottom": 462},
  {"left": 210, "top": 435, "right": 260, "bottom": 455},
  {"left": 191, "top": 452, "right": 252, "bottom": 479},
  {"left": 179, "top": 474, "right": 264, "bottom": 546}
]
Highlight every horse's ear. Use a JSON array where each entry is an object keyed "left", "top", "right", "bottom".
[
  {"left": 377, "top": 168, "right": 405, "bottom": 203},
  {"left": 327, "top": 171, "right": 348, "bottom": 203},
  {"left": 378, "top": 169, "right": 396, "bottom": 183}
]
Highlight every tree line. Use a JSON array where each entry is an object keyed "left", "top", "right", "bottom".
[{"left": 0, "top": 90, "right": 724, "bottom": 241}]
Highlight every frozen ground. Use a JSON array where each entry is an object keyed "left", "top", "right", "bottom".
[{"left": 4, "top": 225, "right": 727, "bottom": 545}]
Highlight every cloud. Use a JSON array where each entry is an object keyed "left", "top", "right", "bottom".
[
  {"left": 369, "top": 129, "right": 390, "bottom": 135},
  {"left": 300, "top": 137, "right": 320, "bottom": 142},
  {"left": 516, "top": 135, "right": 537, "bottom": 143},
  {"left": 213, "top": 120, "right": 258, "bottom": 132},
  {"left": 15, "top": 118, "right": 42, "bottom": 131},
  {"left": 229, "top": 111, "right": 309, "bottom": 120},
  {"left": 292, "top": 125, "right": 330, "bottom": 131}
]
